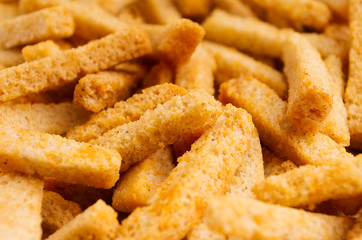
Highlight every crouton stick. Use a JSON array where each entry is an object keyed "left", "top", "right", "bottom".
[
  {"left": 324, "top": 55, "right": 346, "bottom": 96},
  {"left": 174, "top": 0, "right": 212, "bottom": 18},
  {"left": 205, "top": 196, "right": 353, "bottom": 240},
  {"left": 227, "top": 126, "right": 264, "bottom": 197},
  {"left": 42, "top": 191, "right": 82, "bottom": 237},
  {"left": 0, "top": 6, "right": 74, "bottom": 49},
  {"left": 140, "top": 62, "right": 173, "bottom": 89},
  {"left": 254, "top": 158, "right": 362, "bottom": 208},
  {"left": 319, "top": 55, "right": 350, "bottom": 146},
  {"left": 19, "top": 0, "right": 129, "bottom": 40},
  {"left": 140, "top": 19, "right": 205, "bottom": 66},
  {"left": 136, "top": 0, "right": 181, "bottom": 24},
  {"left": 219, "top": 77, "right": 354, "bottom": 166},
  {"left": 344, "top": 0, "right": 362, "bottom": 150},
  {"left": 175, "top": 46, "right": 215, "bottom": 95},
  {"left": 187, "top": 125, "right": 264, "bottom": 240},
  {"left": 249, "top": 0, "right": 331, "bottom": 30},
  {"left": 346, "top": 217, "right": 362, "bottom": 240},
  {"left": 283, "top": 32, "right": 333, "bottom": 132},
  {"left": 213, "top": 0, "right": 256, "bottom": 18},
  {"left": 0, "top": 102, "right": 90, "bottom": 135},
  {"left": 22, "top": 40, "right": 61, "bottom": 62},
  {"left": 263, "top": 147, "right": 297, "bottom": 177},
  {"left": 73, "top": 71, "right": 140, "bottom": 113},
  {"left": 316, "top": 0, "right": 348, "bottom": 19},
  {"left": 302, "top": 33, "right": 347, "bottom": 60},
  {"left": 202, "top": 41, "right": 287, "bottom": 98},
  {"left": 47, "top": 200, "right": 119, "bottom": 240},
  {"left": 203, "top": 9, "right": 286, "bottom": 58},
  {"left": 0, "top": 48, "right": 24, "bottom": 67},
  {"left": 92, "top": 90, "right": 222, "bottom": 172},
  {"left": 0, "top": 2, "right": 19, "bottom": 21},
  {"left": 67, "top": 83, "right": 187, "bottom": 142},
  {"left": 0, "top": 28, "right": 151, "bottom": 102},
  {"left": 0, "top": 126, "right": 121, "bottom": 188},
  {"left": 112, "top": 147, "right": 175, "bottom": 213},
  {"left": 117, "top": 104, "right": 254, "bottom": 239},
  {"left": 0, "top": 172, "right": 43, "bottom": 240}
]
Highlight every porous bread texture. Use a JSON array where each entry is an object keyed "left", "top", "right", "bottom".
[
  {"left": 0, "top": 6, "right": 75, "bottom": 48},
  {"left": 0, "top": 172, "right": 43, "bottom": 240},
  {"left": 67, "top": 83, "right": 188, "bottom": 142},
  {"left": 202, "top": 40, "right": 287, "bottom": 98},
  {"left": 254, "top": 158, "right": 362, "bottom": 207},
  {"left": 112, "top": 147, "right": 174, "bottom": 212},
  {"left": 187, "top": 124, "right": 264, "bottom": 240},
  {"left": 92, "top": 89, "right": 222, "bottom": 172},
  {"left": 205, "top": 196, "right": 353, "bottom": 240},
  {"left": 0, "top": 27, "right": 151, "bottom": 102},
  {"left": 73, "top": 71, "right": 139, "bottom": 112},
  {"left": 0, "top": 125, "right": 121, "bottom": 188},
  {"left": 175, "top": 45, "right": 215, "bottom": 95},
  {"left": 116, "top": 104, "right": 254, "bottom": 239},
  {"left": 219, "top": 77, "right": 353, "bottom": 166},
  {"left": 283, "top": 32, "right": 333, "bottom": 132},
  {"left": 0, "top": 102, "right": 90, "bottom": 135},
  {"left": 46, "top": 200, "right": 119, "bottom": 240},
  {"left": 42, "top": 191, "right": 82, "bottom": 236}
]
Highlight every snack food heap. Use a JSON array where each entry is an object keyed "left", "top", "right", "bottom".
[{"left": 0, "top": 0, "right": 362, "bottom": 239}]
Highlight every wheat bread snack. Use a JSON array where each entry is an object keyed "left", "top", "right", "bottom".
[
  {"left": 205, "top": 196, "right": 353, "bottom": 240},
  {"left": 73, "top": 71, "right": 140, "bottom": 112},
  {"left": 112, "top": 147, "right": 175, "bottom": 213},
  {"left": 92, "top": 89, "right": 222, "bottom": 172},
  {"left": 116, "top": 104, "right": 254, "bottom": 239},
  {"left": 0, "top": 125, "right": 121, "bottom": 188},
  {"left": 0, "top": 28, "right": 151, "bottom": 102},
  {"left": 67, "top": 83, "right": 187, "bottom": 142},
  {"left": 0, "top": 6, "right": 74, "bottom": 49},
  {"left": 0, "top": 172, "right": 43, "bottom": 240}
]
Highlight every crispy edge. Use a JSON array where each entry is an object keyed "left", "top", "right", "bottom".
[
  {"left": 0, "top": 27, "right": 151, "bottom": 102},
  {"left": 92, "top": 89, "right": 222, "bottom": 172},
  {"left": 0, "top": 126, "right": 121, "bottom": 188},
  {"left": 73, "top": 71, "right": 139, "bottom": 112},
  {"left": 0, "top": 6, "right": 75, "bottom": 48},
  {"left": 112, "top": 147, "right": 175, "bottom": 213},
  {"left": 47, "top": 200, "right": 119, "bottom": 240},
  {"left": 219, "top": 77, "right": 353, "bottom": 166},
  {"left": 205, "top": 196, "right": 353, "bottom": 239},
  {"left": 117, "top": 104, "right": 254, "bottom": 239},
  {"left": 66, "top": 83, "right": 187, "bottom": 142},
  {"left": 283, "top": 32, "right": 333, "bottom": 132}
]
